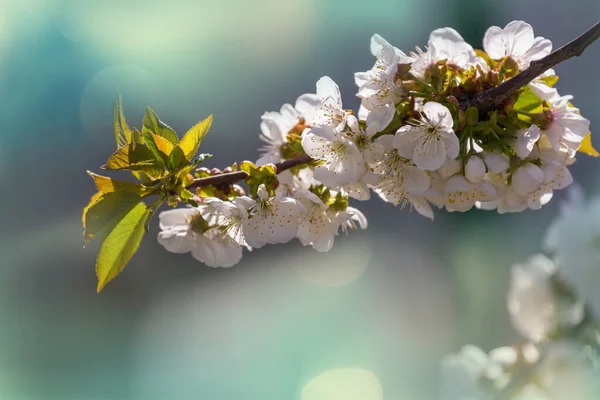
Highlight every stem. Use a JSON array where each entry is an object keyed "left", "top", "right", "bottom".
[
  {"left": 187, "top": 154, "right": 312, "bottom": 190},
  {"left": 460, "top": 20, "right": 600, "bottom": 112},
  {"left": 187, "top": 21, "right": 600, "bottom": 191}
]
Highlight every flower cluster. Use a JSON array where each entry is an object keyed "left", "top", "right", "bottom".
[
  {"left": 440, "top": 187, "right": 600, "bottom": 400},
  {"left": 298, "top": 20, "right": 590, "bottom": 218},
  {"left": 156, "top": 20, "right": 595, "bottom": 268}
]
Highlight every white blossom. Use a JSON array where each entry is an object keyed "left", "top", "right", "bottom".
[
  {"left": 157, "top": 207, "right": 243, "bottom": 267},
  {"left": 301, "top": 124, "right": 364, "bottom": 187},
  {"left": 507, "top": 254, "right": 583, "bottom": 342},
  {"left": 545, "top": 190, "right": 600, "bottom": 320},
  {"left": 354, "top": 34, "right": 412, "bottom": 127},
  {"left": 483, "top": 20, "right": 552, "bottom": 70},
  {"left": 257, "top": 104, "right": 301, "bottom": 165},
  {"left": 410, "top": 28, "right": 486, "bottom": 78},
  {"left": 295, "top": 190, "right": 337, "bottom": 252},
  {"left": 546, "top": 95, "right": 590, "bottom": 157},
  {"left": 464, "top": 156, "right": 486, "bottom": 184},
  {"left": 241, "top": 185, "right": 304, "bottom": 249},
  {"left": 296, "top": 76, "right": 351, "bottom": 131},
  {"left": 439, "top": 345, "right": 507, "bottom": 400},
  {"left": 394, "top": 102, "right": 459, "bottom": 171},
  {"left": 516, "top": 125, "right": 541, "bottom": 159},
  {"left": 444, "top": 175, "right": 496, "bottom": 212}
]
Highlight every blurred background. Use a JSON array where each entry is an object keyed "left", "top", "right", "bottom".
[{"left": 0, "top": 0, "right": 598, "bottom": 399}]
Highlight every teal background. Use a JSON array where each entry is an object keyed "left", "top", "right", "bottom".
[{"left": 0, "top": 0, "right": 598, "bottom": 399}]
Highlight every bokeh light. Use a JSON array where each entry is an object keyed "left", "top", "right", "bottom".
[{"left": 301, "top": 368, "right": 383, "bottom": 400}]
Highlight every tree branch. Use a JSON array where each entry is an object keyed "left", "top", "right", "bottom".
[
  {"left": 460, "top": 20, "right": 600, "bottom": 112},
  {"left": 187, "top": 21, "right": 599, "bottom": 190},
  {"left": 187, "top": 154, "right": 313, "bottom": 190}
]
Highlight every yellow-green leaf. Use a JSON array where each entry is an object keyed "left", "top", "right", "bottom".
[
  {"left": 541, "top": 75, "right": 559, "bottom": 88},
  {"left": 579, "top": 132, "right": 599, "bottom": 157},
  {"left": 82, "top": 191, "right": 142, "bottom": 243},
  {"left": 103, "top": 143, "right": 163, "bottom": 174},
  {"left": 114, "top": 92, "right": 132, "bottom": 147},
  {"left": 180, "top": 115, "right": 213, "bottom": 160},
  {"left": 150, "top": 133, "right": 175, "bottom": 157},
  {"left": 142, "top": 107, "right": 178, "bottom": 145},
  {"left": 514, "top": 87, "right": 543, "bottom": 114},
  {"left": 96, "top": 202, "right": 150, "bottom": 292},
  {"left": 87, "top": 171, "right": 149, "bottom": 195}
]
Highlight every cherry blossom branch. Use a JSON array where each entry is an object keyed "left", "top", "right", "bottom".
[
  {"left": 187, "top": 21, "right": 599, "bottom": 191},
  {"left": 187, "top": 154, "right": 313, "bottom": 189},
  {"left": 460, "top": 20, "right": 600, "bottom": 111}
]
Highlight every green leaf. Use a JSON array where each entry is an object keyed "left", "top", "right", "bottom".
[
  {"left": 96, "top": 202, "right": 150, "bottom": 292},
  {"left": 541, "top": 75, "right": 559, "bottom": 88},
  {"left": 82, "top": 191, "right": 142, "bottom": 243},
  {"left": 167, "top": 145, "right": 187, "bottom": 170},
  {"left": 87, "top": 171, "right": 150, "bottom": 195},
  {"left": 142, "top": 107, "right": 178, "bottom": 145},
  {"left": 141, "top": 129, "right": 166, "bottom": 165},
  {"left": 240, "top": 161, "right": 277, "bottom": 197},
  {"left": 113, "top": 92, "right": 132, "bottom": 147},
  {"left": 514, "top": 87, "right": 544, "bottom": 114},
  {"left": 103, "top": 143, "right": 164, "bottom": 175},
  {"left": 180, "top": 115, "right": 213, "bottom": 161}
]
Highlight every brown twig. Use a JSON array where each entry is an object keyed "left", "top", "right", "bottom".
[
  {"left": 187, "top": 154, "right": 313, "bottom": 190},
  {"left": 188, "top": 21, "right": 599, "bottom": 190},
  {"left": 460, "top": 20, "right": 600, "bottom": 112}
]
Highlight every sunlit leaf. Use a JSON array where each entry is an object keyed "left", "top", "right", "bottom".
[
  {"left": 113, "top": 92, "right": 132, "bottom": 147},
  {"left": 514, "top": 87, "right": 544, "bottom": 114},
  {"left": 541, "top": 75, "right": 559, "bottom": 88},
  {"left": 87, "top": 171, "right": 150, "bottom": 195},
  {"left": 142, "top": 107, "right": 178, "bottom": 145},
  {"left": 103, "top": 143, "right": 163, "bottom": 175},
  {"left": 240, "top": 160, "right": 277, "bottom": 197},
  {"left": 82, "top": 191, "right": 142, "bottom": 243},
  {"left": 180, "top": 115, "right": 213, "bottom": 160},
  {"left": 579, "top": 132, "right": 599, "bottom": 157},
  {"left": 167, "top": 145, "right": 187, "bottom": 170},
  {"left": 96, "top": 202, "right": 150, "bottom": 292}
]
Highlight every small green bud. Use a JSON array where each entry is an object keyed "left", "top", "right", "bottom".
[{"left": 465, "top": 107, "right": 479, "bottom": 126}]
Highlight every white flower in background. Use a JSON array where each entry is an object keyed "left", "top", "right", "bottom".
[
  {"left": 358, "top": 103, "right": 396, "bottom": 135},
  {"left": 507, "top": 254, "right": 583, "bottom": 342},
  {"left": 546, "top": 95, "right": 590, "bottom": 157},
  {"left": 444, "top": 175, "right": 496, "bottom": 212},
  {"left": 394, "top": 101, "right": 459, "bottom": 171},
  {"left": 483, "top": 20, "right": 552, "bottom": 70},
  {"left": 530, "top": 340, "right": 600, "bottom": 400},
  {"left": 301, "top": 124, "right": 364, "bottom": 187},
  {"left": 345, "top": 115, "right": 385, "bottom": 163},
  {"left": 241, "top": 184, "right": 304, "bottom": 249},
  {"left": 410, "top": 28, "right": 486, "bottom": 78},
  {"left": 256, "top": 104, "right": 301, "bottom": 165},
  {"left": 354, "top": 34, "right": 412, "bottom": 123},
  {"left": 439, "top": 345, "right": 507, "bottom": 400},
  {"left": 295, "top": 190, "right": 337, "bottom": 252},
  {"left": 516, "top": 125, "right": 541, "bottom": 159},
  {"left": 545, "top": 190, "right": 600, "bottom": 320},
  {"left": 296, "top": 76, "right": 351, "bottom": 131},
  {"left": 157, "top": 207, "right": 243, "bottom": 267}
]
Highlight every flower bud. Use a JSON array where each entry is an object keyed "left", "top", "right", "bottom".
[
  {"left": 465, "top": 106, "right": 479, "bottom": 126},
  {"left": 465, "top": 156, "right": 486, "bottom": 183}
]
